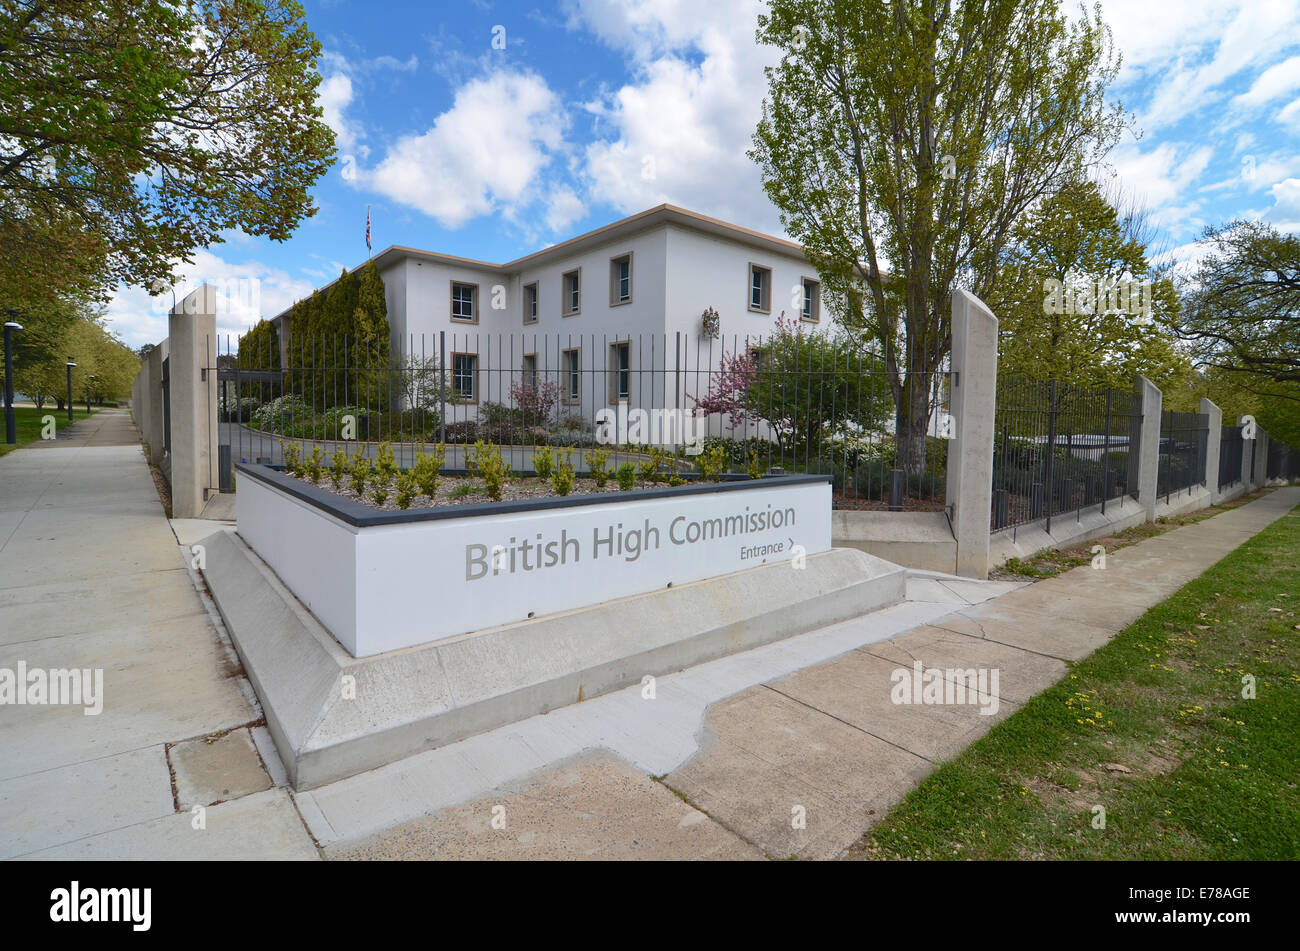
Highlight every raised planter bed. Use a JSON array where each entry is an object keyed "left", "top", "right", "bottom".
[{"left": 234, "top": 463, "right": 833, "bottom": 657}]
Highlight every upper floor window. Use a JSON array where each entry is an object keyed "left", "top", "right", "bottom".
[
  {"left": 749, "top": 264, "right": 771, "bottom": 313},
  {"left": 610, "top": 254, "right": 632, "bottom": 305},
  {"left": 451, "top": 282, "right": 477, "bottom": 322},
  {"left": 523, "top": 282, "right": 539, "bottom": 324},
  {"left": 801, "top": 278, "right": 821, "bottom": 322},
  {"left": 562, "top": 269, "right": 581, "bottom": 316}
]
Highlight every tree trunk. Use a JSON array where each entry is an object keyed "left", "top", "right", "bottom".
[{"left": 894, "top": 374, "right": 934, "bottom": 478}]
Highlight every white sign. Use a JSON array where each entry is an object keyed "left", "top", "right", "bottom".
[{"left": 238, "top": 475, "right": 831, "bottom": 657}]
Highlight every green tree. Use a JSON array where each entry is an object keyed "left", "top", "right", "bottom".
[
  {"left": 989, "top": 179, "right": 1193, "bottom": 392},
  {"left": 236, "top": 317, "right": 281, "bottom": 401},
  {"left": 0, "top": 0, "right": 336, "bottom": 298},
  {"left": 354, "top": 260, "right": 390, "bottom": 409},
  {"left": 321, "top": 268, "right": 358, "bottom": 401},
  {"left": 750, "top": 0, "right": 1127, "bottom": 471},
  {"left": 1172, "top": 221, "right": 1300, "bottom": 386},
  {"left": 696, "top": 314, "right": 892, "bottom": 453}
]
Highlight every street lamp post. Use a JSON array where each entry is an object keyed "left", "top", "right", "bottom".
[
  {"left": 86, "top": 374, "right": 96, "bottom": 415},
  {"left": 3, "top": 313, "right": 22, "bottom": 445},
  {"left": 66, "top": 358, "right": 77, "bottom": 422}
]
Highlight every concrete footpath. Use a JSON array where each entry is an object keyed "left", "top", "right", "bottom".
[
  {"left": 0, "top": 410, "right": 315, "bottom": 860},
  {"left": 1, "top": 409, "right": 1295, "bottom": 860}
]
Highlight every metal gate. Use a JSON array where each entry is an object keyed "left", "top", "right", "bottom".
[{"left": 215, "top": 365, "right": 285, "bottom": 491}]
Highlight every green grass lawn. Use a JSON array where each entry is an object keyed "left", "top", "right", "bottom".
[
  {"left": 0, "top": 405, "right": 97, "bottom": 456},
  {"left": 851, "top": 502, "right": 1300, "bottom": 860}
]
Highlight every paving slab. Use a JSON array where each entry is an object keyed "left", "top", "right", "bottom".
[
  {"left": 170, "top": 728, "right": 272, "bottom": 809},
  {"left": 0, "top": 567, "right": 204, "bottom": 647},
  {"left": 861, "top": 624, "right": 1068, "bottom": 706},
  {"left": 768, "top": 647, "right": 1018, "bottom": 761},
  {"left": 16, "top": 788, "right": 319, "bottom": 861},
  {"left": 665, "top": 688, "right": 931, "bottom": 859},
  {"left": 0, "top": 746, "right": 174, "bottom": 859},
  {"left": 327, "top": 753, "right": 762, "bottom": 861},
  {"left": 0, "top": 612, "right": 256, "bottom": 780},
  {"left": 932, "top": 603, "right": 1118, "bottom": 661}
]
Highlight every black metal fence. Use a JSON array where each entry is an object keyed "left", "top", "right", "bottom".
[
  {"left": 991, "top": 378, "right": 1142, "bottom": 533},
  {"left": 1269, "top": 440, "right": 1300, "bottom": 482},
  {"left": 1218, "top": 424, "right": 1243, "bottom": 490},
  {"left": 1156, "top": 410, "right": 1210, "bottom": 501},
  {"left": 215, "top": 331, "right": 951, "bottom": 510}
]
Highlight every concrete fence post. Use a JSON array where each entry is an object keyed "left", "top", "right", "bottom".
[
  {"left": 1201, "top": 397, "right": 1223, "bottom": 502},
  {"left": 130, "top": 341, "right": 168, "bottom": 463},
  {"left": 1238, "top": 415, "right": 1252, "bottom": 488},
  {"left": 1256, "top": 427, "right": 1271, "bottom": 487},
  {"left": 1134, "top": 375, "right": 1163, "bottom": 522},
  {"left": 944, "top": 290, "right": 999, "bottom": 580},
  {"left": 168, "top": 286, "right": 220, "bottom": 518}
]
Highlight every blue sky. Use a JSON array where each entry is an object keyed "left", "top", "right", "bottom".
[{"left": 106, "top": 0, "right": 1300, "bottom": 347}]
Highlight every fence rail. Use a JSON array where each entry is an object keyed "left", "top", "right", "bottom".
[
  {"left": 215, "top": 330, "right": 951, "bottom": 511},
  {"left": 991, "top": 377, "right": 1141, "bottom": 533}
]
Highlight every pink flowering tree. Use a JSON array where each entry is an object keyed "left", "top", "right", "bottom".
[
  {"left": 693, "top": 313, "right": 891, "bottom": 452},
  {"left": 510, "top": 379, "right": 559, "bottom": 427},
  {"left": 693, "top": 347, "right": 759, "bottom": 428}
]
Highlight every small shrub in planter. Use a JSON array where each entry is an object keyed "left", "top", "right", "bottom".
[
  {"left": 696, "top": 445, "right": 729, "bottom": 482},
  {"left": 374, "top": 441, "right": 399, "bottom": 482},
  {"left": 349, "top": 447, "right": 372, "bottom": 495},
  {"left": 585, "top": 447, "right": 611, "bottom": 488},
  {"left": 394, "top": 472, "right": 419, "bottom": 509},
  {"left": 468, "top": 440, "right": 510, "bottom": 501},
  {"left": 328, "top": 450, "right": 349, "bottom": 490},
  {"left": 638, "top": 447, "right": 670, "bottom": 483},
  {"left": 615, "top": 462, "right": 637, "bottom": 491},
  {"left": 412, "top": 446, "right": 445, "bottom": 496},
  {"left": 745, "top": 449, "right": 765, "bottom": 480},
  {"left": 551, "top": 458, "right": 576, "bottom": 496},
  {"left": 668, "top": 473, "right": 687, "bottom": 486},
  {"left": 281, "top": 440, "right": 302, "bottom": 475},
  {"left": 369, "top": 483, "right": 390, "bottom": 507},
  {"left": 532, "top": 445, "right": 556, "bottom": 480},
  {"left": 304, "top": 446, "right": 324, "bottom": 484}
]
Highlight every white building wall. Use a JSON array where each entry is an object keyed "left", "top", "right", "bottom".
[{"left": 663, "top": 225, "right": 819, "bottom": 440}]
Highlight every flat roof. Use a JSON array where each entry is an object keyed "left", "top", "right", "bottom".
[{"left": 269, "top": 204, "right": 809, "bottom": 322}]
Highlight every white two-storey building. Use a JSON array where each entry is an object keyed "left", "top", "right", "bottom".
[{"left": 270, "top": 204, "right": 825, "bottom": 422}]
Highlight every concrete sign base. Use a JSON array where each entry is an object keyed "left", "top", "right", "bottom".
[{"left": 198, "top": 527, "right": 906, "bottom": 789}]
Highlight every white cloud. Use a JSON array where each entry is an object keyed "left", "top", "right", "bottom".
[
  {"left": 319, "top": 72, "right": 362, "bottom": 151},
  {"left": 1108, "top": 142, "right": 1214, "bottom": 215},
  {"left": 1279, "top": 95, "right": 1300, "bottom": 130},
  {"left": 543, "top": 185, "right": 586, "bottom": 233},
  {"left": 363, "top": 71, "right": 567, "bottom": 229},
  {"left": 1104, "top": 0, "right": 1300, "bottom": 129},
  {"left": 569, "top": 0, "right": 786, "bottom": 234},
  {"left": 1233, "top": 54, "right": 1300, "bottom": 107},
  {"left": 1267, "top": 176, "right": 1300, "bottom": 223},
  {"left": 103, "top": 250, "right": 315, "bottom": 349}
]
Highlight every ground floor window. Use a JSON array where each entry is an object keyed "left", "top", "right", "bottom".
[{"left": 452, "top": 352, "right": 478, "bottom": 402}]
